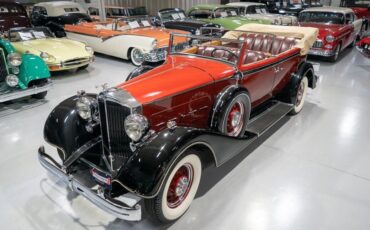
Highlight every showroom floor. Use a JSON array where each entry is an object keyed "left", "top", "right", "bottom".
[{"left": 1, "top": 48, "right": 370, "bottom": 230}]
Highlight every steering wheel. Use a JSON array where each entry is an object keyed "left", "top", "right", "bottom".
[{"left": 210, "top": 47, "right": 238, "bottom": 61}]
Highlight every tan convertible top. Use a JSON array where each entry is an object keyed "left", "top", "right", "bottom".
[{"left": 222, "top": 23, "right": 318, "bottom": 55}]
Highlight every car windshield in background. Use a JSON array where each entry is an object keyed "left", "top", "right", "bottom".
[
  {"left": 9, "top": 27, "right": 54, "bottom": 42},
  {"left": 116, "top": 18, "right": 152, "bottom": 30},
  {"left": 299, "top": 12, "right": 344, "bottom": 24},
  {"left": 159, "top": 10, "right": 186, "bottom": 21},
  {"left": 340, "top": 0, "right": 370, "bottom": 7},
  {"left": 247, "top": 5, "right": 269, "bottom": 14},
  {"left": 169, "top": 34, "right": 242, "bottom": 65},
  {"left": 0, "top": 5, "right": 25, "bottom": 14},
  {"left": 214, "top": 8, "right": 239, "bottom": 18}
]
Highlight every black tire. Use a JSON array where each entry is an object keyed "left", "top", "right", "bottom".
[
  {"left": 78, "top": 64, "right": 89, "bottom": 71},
  {"left": 32, "top": 91, "right": 47, "bottom": 99},
  {"left": 329, "top": 44, "right": 341, "bottom": 62},
  {"left": 218, "top": 92, "right": 250, "bottom": 137},
  {"left": 289, "top": 76, "right": 308, "bottom": 115},
  {"left": 145, "top": 152, "right": 202, "bottom": 223}
]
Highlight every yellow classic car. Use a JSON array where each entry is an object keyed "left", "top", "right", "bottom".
[{"left": 8, "top": 27, "right": 94, "bottom": 72}]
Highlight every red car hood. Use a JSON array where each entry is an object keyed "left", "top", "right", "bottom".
[
  {"left": 117, "top": 56, "right": 235, "bottom": 104},
  {"left": 299, "top": 22, "right": 344, "bottom": 38}
]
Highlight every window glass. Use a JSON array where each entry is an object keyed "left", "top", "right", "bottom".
[
  {"left": 189, "top": 9, "right": 212, "bottom": 18},
  {"left": 64, "top": 8, "right": 80, "bottom": 13},
  {"left": 299, "top": 12, "right": 344, "bottom": 24}
]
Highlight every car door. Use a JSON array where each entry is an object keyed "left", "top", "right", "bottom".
[{"left": 238, "top": 55, "right": 276, "bottom": 107}]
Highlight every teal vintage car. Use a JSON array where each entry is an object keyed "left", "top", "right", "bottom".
[
  {"left": 0, "top": 39, "right": 51, "bottom": 103},
  {"left": 187, "top": 4, "right": 271, "bottom": 30}
]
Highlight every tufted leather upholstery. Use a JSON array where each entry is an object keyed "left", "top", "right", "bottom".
[
  {"left": 196, "top": 46, "right": 269, "bottom": 64},
  {"left": 240, "top": 33, "right": 297, "bottom": 55}
]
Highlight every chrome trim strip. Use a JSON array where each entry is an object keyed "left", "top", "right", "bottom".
[{"left": 0, "top": 81, "right": 52, "bottom": 103}]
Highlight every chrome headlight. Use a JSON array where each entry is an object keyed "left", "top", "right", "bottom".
[
  {"left": 5, "top": 74, "right": 19, "bottom": 87},
  {"left": 40, "top": 52, "right": 49, "bottom": 59},
  {"left": 76, "top": 96, "right": 97, "bottom": 120},
  {"left": 152, "top": 39, "right": 158, "bottom": 48},
  {"left": 124, "top": 114, "right": 149, "bottom": 142},
  {"left": 85, "top": 46, "right": 94, "bottom": 56},
  {"left": 326, "top": 35, "right": 335, "bottom": 43},
  {"left": 7, "top": 53, "right": 22, "bottom": 66}
]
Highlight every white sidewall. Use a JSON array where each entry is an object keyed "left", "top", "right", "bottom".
[
  {"left": 161, "top": 154, "right": 202, "bottom": 221},
  {"left": 293, "top": 77, "right": 308, "bottom": 113}
]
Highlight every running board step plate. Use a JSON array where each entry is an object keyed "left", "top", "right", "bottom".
[{"left": 246, "top": 101, "right": 293, "bottom": 136}]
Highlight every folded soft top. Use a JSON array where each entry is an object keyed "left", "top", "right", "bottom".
[{"left": 222, "top": 23, "right": 318, "bottom": 55}]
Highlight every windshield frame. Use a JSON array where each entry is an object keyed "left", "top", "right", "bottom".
[
  {"left": 115, "top": 16, "right": 154, "bottom": 30},
  {"left": 158, "top": 8, "right": 187, "bottom": 22},
  {"left": 8, "top": 26, "right": 55, "bottom": 42},
  {"left": 298, "top": 11, "right": 345, "bottom": 25},
  {"left": 213, "top": 7, "right": 240, "bottom": 18}
]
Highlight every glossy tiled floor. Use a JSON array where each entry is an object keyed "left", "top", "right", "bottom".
[{"left": 1, "top": 49, "right": 370, "bottom": 230}]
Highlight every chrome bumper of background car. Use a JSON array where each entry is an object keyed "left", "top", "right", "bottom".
[
  {"left": 0, "top": 80, "right": 52, "bottom": 103},
  {"left": 308, "top": 49, "right": 336, "bottom": 57},
  {"left": 49, "top": 57, "right": 93, "bottom": 69},
  {"left": 38, "top": 146, "right": 142, "bottom": 221},
  {"left": 144, "top": 48, "right": 167, "bottom": 62}
]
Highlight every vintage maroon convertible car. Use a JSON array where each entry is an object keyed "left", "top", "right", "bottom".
[
  {"left": 299, "top": 7, "right": 363, "bottom": 62},
  {"left": 0, "top": 1, "right": 31, "bottom": 32},
  {"left": 357, "top": 36, "right": 370, "bottom": 57},
  {"left": 38, "top": 24, "right": 318, "bottom": 223}
]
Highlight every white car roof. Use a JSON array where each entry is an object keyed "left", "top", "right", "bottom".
[
  {"left": 35, "top": 1, "right": 87, "bottom": 16},
  {"left": 227, "top": 2, "right": 265, "bottom": 7},
  {"left": 301, "top": 6, "right": 354, "bottom": 14}
]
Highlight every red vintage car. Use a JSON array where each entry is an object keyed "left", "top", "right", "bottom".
[
  {"left": 299, "top": 7, "right": 364, "bottom": 62},
  {"left": 38, "top": 24, "right": 318, "bottom": 223},
  {"left": 357, "top": 36, "right": 370, "bottom": 57}
]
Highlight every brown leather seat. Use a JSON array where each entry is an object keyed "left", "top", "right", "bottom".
[
  {"left": 196, "top": 46, "right": 269, "bottom": 64},
  {"left": 240, "top": 33, "right": 297, "bottom": 55}
]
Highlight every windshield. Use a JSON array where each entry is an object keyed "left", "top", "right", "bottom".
[
  {"left": 299, "top": 12, "right": 344, "bottom": 24},
  {"left": 246, "top": 5, "right": 269, "bottom": 14},
  {"left": 340, "top": 0, "right": 370, "bottom": 7},
  {"left": 169, "top": 33, "right": 243, "bottom": 65},
  {"left": 9, "top": 27, "right": 54, "bottom": 42},
  {"left": 214, "top": 7, "right": 239, "bottom": 18},
  {"left": 116, "top": 18, "right": 152, "bottom": 30},
  {"left": 159, "top": 9, "right": 187, "bottom": 21}
]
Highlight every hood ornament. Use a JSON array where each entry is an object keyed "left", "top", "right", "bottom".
[{"left": 96, "top": 83, "right": 109, "bottom": 91}]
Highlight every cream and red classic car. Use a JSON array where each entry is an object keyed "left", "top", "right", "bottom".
[
  {"left": 38, "top": 24, "right": 318, "bottom": 223},
  {"left": 299, "top": 7, "right": 363, "bottom": 62},
  {"left": 64, "top": 17, "right": 189, "bottom": 66},
  {"left": 227, "top": 2, "right": 298, "bottom": 25}
]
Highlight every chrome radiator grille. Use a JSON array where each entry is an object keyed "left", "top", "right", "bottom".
[
  {"left": 312, "top": 40, "right": 323, "bottom": 49},
  {"left": 98, "top": 97, "right": 132, "bottom": 171},
  {"left": 0, "top": 48, "right": 8, "bottom": 81}
]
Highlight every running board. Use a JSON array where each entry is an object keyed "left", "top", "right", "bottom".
[{"left": 246, "top": 101, "right": 293, "bottom": 137}]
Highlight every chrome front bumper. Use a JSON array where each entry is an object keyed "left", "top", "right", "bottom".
[
  {"left": 143, "top": 48, "right": 167, "bottom": 63},
  {"left": 38, "top": 146, "right": 142, "bottom": 221},
  {"left": 308, "top": 49, "right": 336, "bottom": 57},
  {"left": 0, "top": 80, "right": 52, "bottom": 103}
]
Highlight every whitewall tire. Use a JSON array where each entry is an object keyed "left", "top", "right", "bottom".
[
  {"left": 145, "top": 153, "right": 202, "bottom": 223},
  {"left": 130, "top": 48, "right": 144, "bottom": 66},
  {"left": 290, "top": 76, "right": 308, "bottom": 115}
]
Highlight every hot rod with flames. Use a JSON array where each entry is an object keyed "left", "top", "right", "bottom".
[{"left": 38, "top": 24, "right": 318, "bottom": 223}]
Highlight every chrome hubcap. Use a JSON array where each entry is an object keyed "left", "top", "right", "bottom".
[
  {"left": 227, "top": 101, "right": 244, "bottom": 136},
  {"left": 295, "top": 81, "right": 305, "bottom": 106},
  {"left": 132, "top": 49, "right": 143, "bottom": 64}
]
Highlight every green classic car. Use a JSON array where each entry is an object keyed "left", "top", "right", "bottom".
[
  {"left": 0, "top": 39, "right": 51, "bottom": 103},
  {"left": 187, "top": 4, "right": 271, "bottom": 29}
]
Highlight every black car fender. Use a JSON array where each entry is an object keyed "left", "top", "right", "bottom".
[
  {"left": 112, "top": 127, "right": 216, "bottom": 198},
  {"left": 126, "top": 65, "right": 154, "bottom": 81},
  {"left": 43, "top": 94, "right": 100, "bottom": 160},
  {"left": 281, "top": 61, "right": 316, "bottom": 104},
  {"left": 209, "top": 83, "right": 250, "bottom": 130}
]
